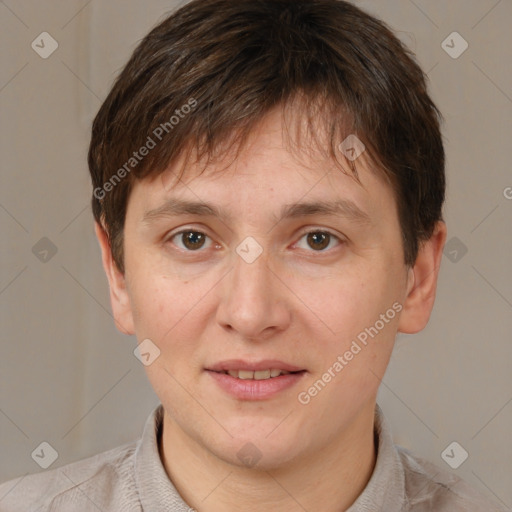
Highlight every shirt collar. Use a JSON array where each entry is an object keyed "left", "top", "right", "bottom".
[
  {"left": 134, "top": 403, "right": 405, "bottom": 511},
  {"left": 347, "top": 403, "right": 406, "bottom": 511},
  {"left": 134, "top": 405, "right": 191, "bottom": 511}
]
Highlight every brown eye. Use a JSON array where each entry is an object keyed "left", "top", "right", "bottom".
[
  {"left": 184, "top": 231, "right": 206, "bottom": 250},
  {"left": 306, "top": 232, "right": 331, "bottom": 251},
  {"left": 171, "top": 230, "right": 211, "bottom": 251},
  {"left": 295, "top": 230, "right": 341, "bottom": 252}
]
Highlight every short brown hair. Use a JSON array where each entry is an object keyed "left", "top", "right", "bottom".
[{"left": 88, "top": 0, "right": 445, "bottom": 273}]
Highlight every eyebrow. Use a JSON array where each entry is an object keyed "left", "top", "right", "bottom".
[{"left": 142, "top": 198, "right": 372, "bottom": 226}]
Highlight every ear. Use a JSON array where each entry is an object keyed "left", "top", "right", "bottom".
[
  {"left": 94, "top": 222, "right": 135, "bottom": 335},
  {"left": 398, "top": 221, "right": 447, "bottom": 334}
]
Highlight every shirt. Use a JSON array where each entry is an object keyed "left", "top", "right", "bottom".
[{"left": 0, "top": 403, "right": 506, "bottom": 511}]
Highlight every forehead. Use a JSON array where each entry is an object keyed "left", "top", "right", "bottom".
[{"left": 129, "top": 108, "right": 396, "bottom": 223}]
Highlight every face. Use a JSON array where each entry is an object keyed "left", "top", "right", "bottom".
[{"left": 99, "top": 108, "right": 442, "bottom": 470}]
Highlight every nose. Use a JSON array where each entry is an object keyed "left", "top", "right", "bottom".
[{"left": 215, "top": 247, "right": 292, "bottom": 341}]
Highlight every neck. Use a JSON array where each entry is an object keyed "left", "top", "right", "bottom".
[{"left": 160, "top": 404, "right": 377, "bottom": 512}]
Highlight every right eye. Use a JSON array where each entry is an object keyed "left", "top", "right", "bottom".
[{"left": 168, "top": 229, "right": 214, "bottom": 251}]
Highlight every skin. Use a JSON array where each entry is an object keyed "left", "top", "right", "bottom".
[{"left": 96, "top": 107, "right": 446, "bottom": 512}]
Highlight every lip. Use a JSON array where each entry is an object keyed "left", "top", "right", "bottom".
[
  {"left": 206, "top": 359, "right": 304, "bottom": 373},
  {"left": 205, "top": 359, "right": 307, "bottom": 401},
  {"left": 206, "top": 370, "right": 307, "bottom": 400}
]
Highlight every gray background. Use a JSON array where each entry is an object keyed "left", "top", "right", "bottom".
[{"left": 1, "top": 0, "right": 511, "bottom": 508}]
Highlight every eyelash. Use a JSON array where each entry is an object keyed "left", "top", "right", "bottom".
[{"left": 166, "top": 228, "right": 344, "bottom": 254}]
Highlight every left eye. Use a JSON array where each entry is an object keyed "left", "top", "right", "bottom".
[
  {"left": 170, "top": 230, "right": 213, "bottom": 251},
  {"left": 295, "top": 230, "right": 341, "bottom": 252}
]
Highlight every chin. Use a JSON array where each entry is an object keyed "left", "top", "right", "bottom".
[
  {"left": 225, "top": 443, "right": 300, "bottom": 471},
  {"left": 209, "top": 425, "right": 303, "bottom": 471}
]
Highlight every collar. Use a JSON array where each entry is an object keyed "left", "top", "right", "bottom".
[{"left": 347, "top": 403, "right": 406, "bottom": 511}]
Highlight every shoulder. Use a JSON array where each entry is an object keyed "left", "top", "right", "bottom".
[
  {"left": 397, "top": 446, "right": 507, "bottom": 512},
  {"left": 0, "top": 441, "right": 140, "bottom": 512}
]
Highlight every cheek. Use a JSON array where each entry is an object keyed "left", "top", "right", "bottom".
[
  {"left": 127, "top": 268, "right": 225, "bottom": 381},
  {"left": 290, "top": 262, "right": 402, "bottom": 381},
  {"left": 292, "top": 265, "right": 394, "bottom": 335},
  {"left": 128, "top": 246, "right": 185, "bottom": 321},
  {"left": 127, "top": 267, "right": 200, "bottom": 343}
]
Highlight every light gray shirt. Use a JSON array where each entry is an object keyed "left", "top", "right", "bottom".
[{"left": 0, "top": 404, "right": 505, "bottom": 511}]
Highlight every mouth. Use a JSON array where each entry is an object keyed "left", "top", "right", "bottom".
[
  {"left": 205, "top": 360, "right": 307, "bottom": 400},
  {"left": 217, "top": 369, "right": 299, "bottom": 380}
]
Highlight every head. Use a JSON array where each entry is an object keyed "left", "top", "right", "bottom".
[{"left": 90, "top": 0, "right": 446, "bottom": 469}]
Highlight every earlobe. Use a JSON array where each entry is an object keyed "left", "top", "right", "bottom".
[
  {"left": 398, "top": 221, "right": 447, "bottom": 334},
  {"left": 94, "top": 222, "right": 135, "bottom": 335}
]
